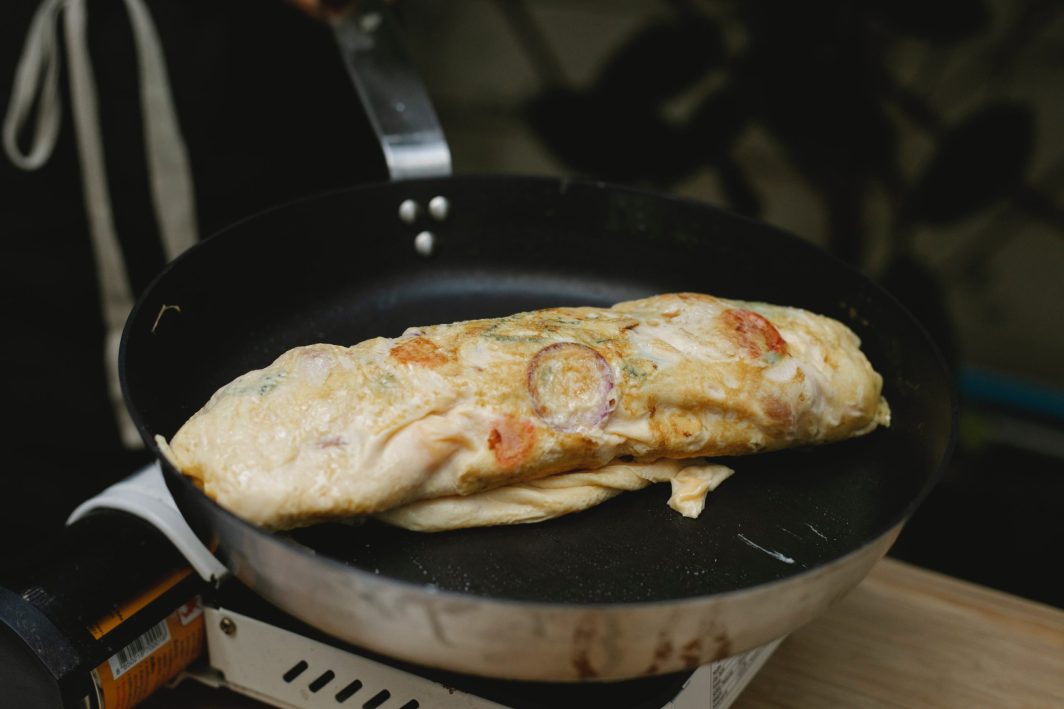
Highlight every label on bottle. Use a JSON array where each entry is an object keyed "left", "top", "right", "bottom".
[{"left": 91, "top": 596, "right": 206, "bottom": 709}]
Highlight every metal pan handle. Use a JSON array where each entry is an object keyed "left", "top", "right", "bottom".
[{"left": 332, "top": 1, "right": 452, "bottom": 180}]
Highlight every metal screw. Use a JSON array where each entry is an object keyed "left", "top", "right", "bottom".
[
  {"left": 428, "top": 195, "right": 450, "bottom": 222},
  {"left": 398, "top": 199, "right": 421, "bottom": 224},
  {"left": 219, "top": 617, "right": 237, "bottom": 636},
  {"left": 414, "top": 231, "right": 436, "bottom": 257}
]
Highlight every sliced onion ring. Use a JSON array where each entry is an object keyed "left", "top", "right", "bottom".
[{"left": 527, "top": 342, "right": 617, "bottom": 432}]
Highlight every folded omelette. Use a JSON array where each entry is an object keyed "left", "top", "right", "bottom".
[{"left": 158, "top": 293, "right": 890, "bottom": 530}]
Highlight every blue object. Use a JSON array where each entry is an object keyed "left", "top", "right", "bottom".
[{"left": 960, "top": 367, "right": 1064, "bottom": 421}]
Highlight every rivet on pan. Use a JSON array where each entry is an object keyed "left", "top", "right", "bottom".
[
  {"left": 398, "top": 199, "right": 421, "bottom": 224},
  {"left": 428, "top": 196, "right": 450, "bottom": 222},
  {"left": 414, "top": 231, "right": 436, "bottom": 257},
  {"left": 219, "top": 617, "right": 237, "bottom": 636}
]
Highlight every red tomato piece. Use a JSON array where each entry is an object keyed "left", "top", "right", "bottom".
[{"left": 722, "top": 308, "right": 788, "bottom": 361}]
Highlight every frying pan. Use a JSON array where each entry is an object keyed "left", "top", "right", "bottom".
[
  {"left": 121, "top": 3, "right": 954, "bottom": 682},
  {"left": 121, "top": 174, "right": 954, "bottom": 681}
]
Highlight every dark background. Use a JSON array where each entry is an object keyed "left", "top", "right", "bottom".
[{"left": 2, "top": 0, "right": 1062, "bottom": 609}]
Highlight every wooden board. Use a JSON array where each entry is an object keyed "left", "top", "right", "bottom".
[{"left": 735, "top": 557, "right": 1064, "bottom": 708}]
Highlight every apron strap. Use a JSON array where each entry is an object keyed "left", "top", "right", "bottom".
[{"left": 4, "top": 0, "right": 199, "bottom": 448}]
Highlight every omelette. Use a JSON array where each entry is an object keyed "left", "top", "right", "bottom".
[{"left": 158, "top": 293, "right": 890, "bottom": 530}]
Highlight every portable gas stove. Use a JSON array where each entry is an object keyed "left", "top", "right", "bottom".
[{"left": 1, "top": 465, "right": 780, "bottom": 709}]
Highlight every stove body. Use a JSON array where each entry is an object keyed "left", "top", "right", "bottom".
[{"left": 0, "top": 465, "right": 780, "bottom": 709}]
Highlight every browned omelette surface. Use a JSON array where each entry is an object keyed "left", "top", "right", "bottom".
[{"left": 159, "top": 293, "right": 889, "bottom": 529}]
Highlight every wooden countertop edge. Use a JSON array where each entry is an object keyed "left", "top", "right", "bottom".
[
  {"left": 867, "top": 558, "right": 1064, "bottom": 638},
  {"left": 736, "top": 557, "right": 1064, "bottom": 707}
]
